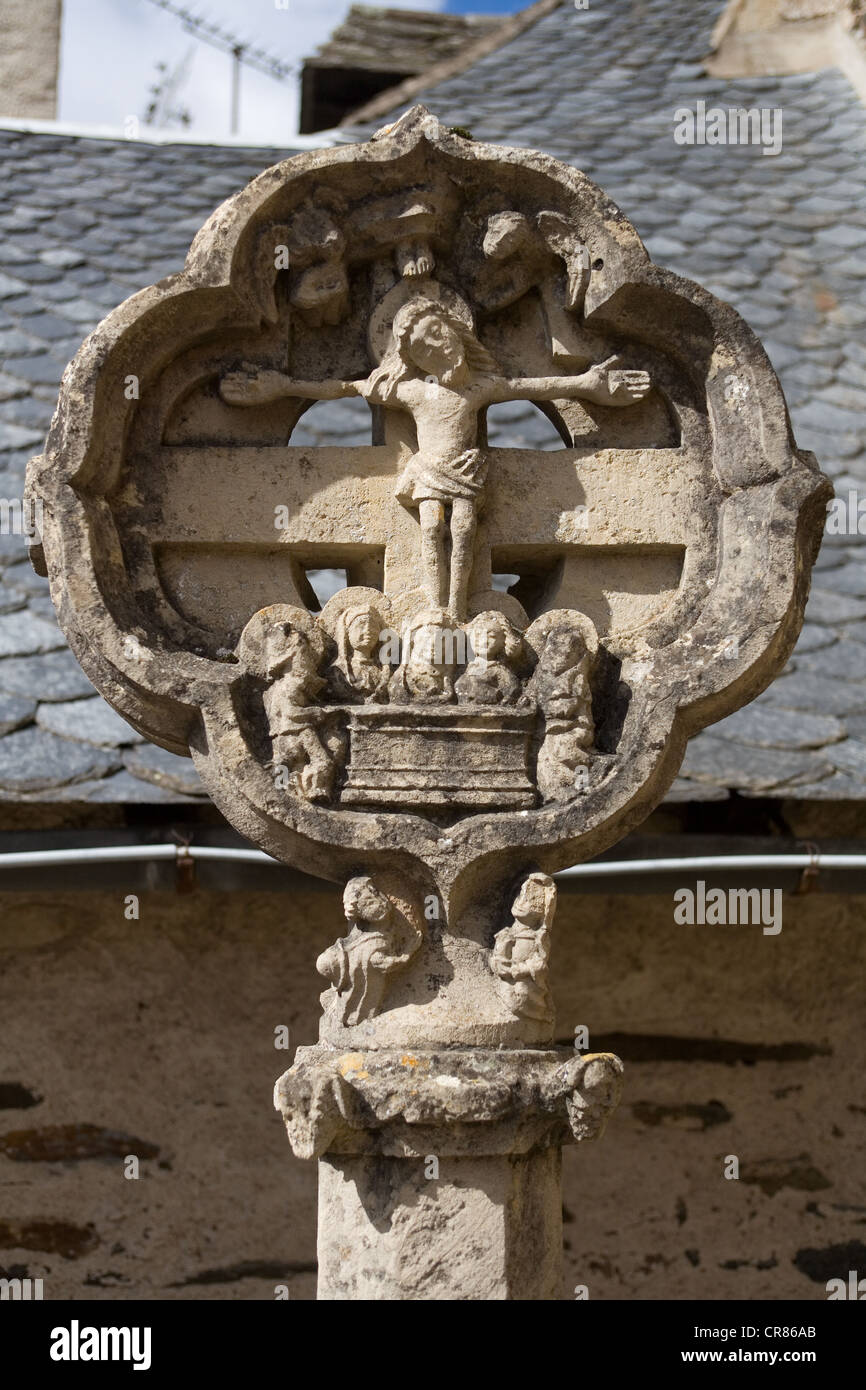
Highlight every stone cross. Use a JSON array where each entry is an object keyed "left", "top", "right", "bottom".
[
  {"left": 139, "top": 440, "right": 693, "bottom": 642},
  {"left": 27, "top": 107, "right": 831, "bottom": 1300}
]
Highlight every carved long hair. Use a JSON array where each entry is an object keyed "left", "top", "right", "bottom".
[
  {"left": 465, "top": 611, "right": 524, "bottom": 665},
  {"left": 366, "top": 299, "right": 500, "bottom": 403}
]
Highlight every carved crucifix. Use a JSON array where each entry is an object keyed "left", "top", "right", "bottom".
[
  {"left": 219, "top": 296, "right": 651, "bottom": 618},
  {"left": 27, "top": 107, "right": 830, "bottom": 1300}
]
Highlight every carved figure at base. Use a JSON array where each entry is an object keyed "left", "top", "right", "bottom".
[
  {"left": 491, "top": 871, "right": 556, "bottom": 1022},
  {"left": 316, "top": 875, "right": 423, "bottom": 1026},
  {"left": 527, "top": 611, "right": 598, "bottom": 802},
  {"left": 456, "top": 611, "right": 527, "bottom": 706},
  {"left": 321, "top": 589, "right": 391, "bottom": 704},
  {"left": 238, "top": 605, "right": 342, "bottom": 801},
  {"left": 389, "top": 608, "right": 457, "bottom": 704}
]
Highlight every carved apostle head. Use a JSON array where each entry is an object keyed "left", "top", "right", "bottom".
[
  {"left": 466, "top": 611, "right": 524, "bottom": 665},
  {"left": 238, "top": 605, "right": 326, "bottom": 694},
  {"left": 512, "top": 872, "right": 557, "bottom": 931},
  {"left": 343, "top": 875, "right": 392, "bottom": 929}
]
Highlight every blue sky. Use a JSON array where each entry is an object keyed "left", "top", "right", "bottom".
[{"left": 58, "top": 0, "right": 522, "bottom": 141}]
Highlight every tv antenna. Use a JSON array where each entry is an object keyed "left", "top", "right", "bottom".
[
  {"left": 143, "top": 45, "right": 196, "bottom": 129},
  {"left": 144, "top": 0, "right": 295, "bottom": 134}
]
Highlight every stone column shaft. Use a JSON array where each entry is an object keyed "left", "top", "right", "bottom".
[
  {"left": 318, "top": 1148, "right": 563, "bottom": 1300},
  {"left": 275, "top": 1044, "right": 623, "bottom": 1300}
]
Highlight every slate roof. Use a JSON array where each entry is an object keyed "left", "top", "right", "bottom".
[
  {"left": 1, "top": 0, "right": 865, "bottom": 805},
  {"left": 306, "top": 4, "right": 501, "bottom": 74}
]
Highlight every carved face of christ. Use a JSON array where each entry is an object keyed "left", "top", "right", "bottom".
[{"left": 407, "top": 312, "right": 466, "bottom": 383}]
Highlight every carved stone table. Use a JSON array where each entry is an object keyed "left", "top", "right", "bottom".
[{"left": 26, "top": 107, "right": 830, "bottom": 1300}]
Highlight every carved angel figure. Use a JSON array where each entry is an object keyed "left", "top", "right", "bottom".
[
  {"left": 490, "top": 872, "right": 556, "bottom": 1022},
  {"left": 316, "top": 875, "right": 422, "bottom": 1026},
  {"left": 455, "top": 611, "right": 526, "bottom": 706},
  {"left": 220, "top": 294, "right": 651, "bottom": 620},
  {"left": 238, "top": 606, "right": 342, "bottom": 802}
]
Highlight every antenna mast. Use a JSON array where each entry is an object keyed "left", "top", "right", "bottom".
[{"left": 144, "top": 0, "right": 295, "bottom": 134}]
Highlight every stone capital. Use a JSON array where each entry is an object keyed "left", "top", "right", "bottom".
[{"left": 275, "top": 1045, "right": 624, "bottom": 1160}]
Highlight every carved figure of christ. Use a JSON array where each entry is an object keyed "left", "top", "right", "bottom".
[{"left": 221, "top": 304, "right": 651, "bottom": 619}]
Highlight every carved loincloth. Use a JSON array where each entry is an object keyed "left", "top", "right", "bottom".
[{"left": 395, "top": 447, "right": 488, "bottom": 507}]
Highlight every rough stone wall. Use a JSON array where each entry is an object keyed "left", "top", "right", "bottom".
[
  {"left": 0, "top": 0, "right": 62, "bottom": 120},
  {"left": 1, "top": 884, "right": 863, "bottom": 1300}
]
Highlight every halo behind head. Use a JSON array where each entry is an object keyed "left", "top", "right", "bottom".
[
  {"left": 525, "top": 609, "right": 599, "bottom": 664},
  {"left": 237, "top": 604, "right": 325, "bottom": 679},
  {"left": 319, "top": 587, "right": 392, "bottom": 641}
]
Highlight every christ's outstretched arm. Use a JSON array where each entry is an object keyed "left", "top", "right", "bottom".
[
  {"left": 221, "top": 364, "right": 365, "bottom": 407},
  {"left": 492, "top": 355, "right": 652, "bottom": 409}
]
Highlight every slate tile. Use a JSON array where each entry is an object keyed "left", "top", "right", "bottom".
[
  {"left": 36, "top": 696, "right": 141, "bottom": 747},
  {"left": 0, "top": 533, "right": 28, "bottom": 567},
  {"left": 1, "top": 356, "right": 63, "bottom": 387},
  {"left": 56, "top": 768, "right": 200, "bottom": 803},
  {"left": 123, "top": 744, "right": 206, "bottom": 796},
  {"left": 0, "top": 648, "right": 96, "bottom": 701},
  {"left": 761, "top": 770, "right": 866, "bottom": 801},
  {"left": 0, "top": 420, "right": 44, "bottom": 450},
  {"left": 710, "top": 704, "right": 845, "bottom": 751},
  {"left": 4, "top": 261, "right": 61, "bottom": 284},
  {"left": 0, "top": 271, "right": 29, "bottom": 299},
  {"left": 680, "top": 734, "right": 832, "bottom": 792},
  {"left": 57, "top": 298, "right": 106, "bottom": 326},
  {"left": 663, "top": 777, "right": 730, "bottom": 802},
  {"left": 805, "top": 589, "right": 866, "bottom": 625},
  {"left": 792, "top": 623, "right": 837, "bottom": 654},
  {"left": 0, "top": 693, "right": 36, "bottom": 734},
  {"left": 0, "top": 328, "right": 48, "bottom": 356},
  {"left": 39, "top": 248, "right": 86, "bottom": 270},
  {"left": 0, "top": 725, "right": 121, "bottom": 791},
  {"left": 0, "top": 579, "right": 28, "bottom": 614},
  {"left": 828, "top": 738, "right": 866, "bottom": 777},
  {"left": 0, "top": 610, "right": 64, "bottom": 657},
  {"left": 814, "top": 382, "right": 866, "bottom": 412},
  {"left": 0, "top": 244, "right": 33, "bottom": 266},
  {"left": 814, "top": 563, "right": 866, "bottom": 598},
  {"left": 0, "top": 396, "right": 54, "bottom": 430},
  {"left": 815, "top": 224, "right": 866, "bottom": 249},
  {"left": 758, "top": 671, "right": 866, "bottom": 717}
]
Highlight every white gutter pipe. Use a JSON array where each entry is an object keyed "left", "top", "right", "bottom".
[{"left": 0, "top": 846, "right": 861, "bottom": 876}]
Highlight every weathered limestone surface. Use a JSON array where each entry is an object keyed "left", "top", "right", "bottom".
[
  {"left": 317, "top": 1149, "right": 564, "bottom": 1300},
  {"left": 0, "top": 0, "right": 62, "bottom": 120},
  {"left": 26, "top": 106, "right": 830, "bottom": 1299},
  {"left": 277, "top": 1044, "right": 621, "bottom": 1298}
]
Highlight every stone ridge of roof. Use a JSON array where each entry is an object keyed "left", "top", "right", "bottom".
[
  {"left": 341, "top": 0, "right": 565, "bottom": 126},
  {"left": 307, "top": 4, "right": 503, "bottom": 75}
]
